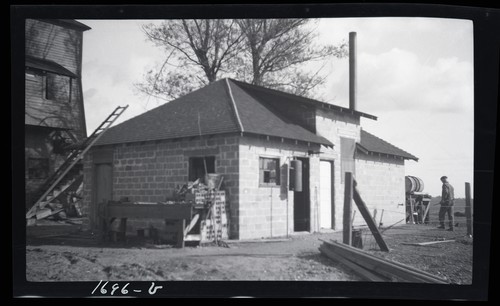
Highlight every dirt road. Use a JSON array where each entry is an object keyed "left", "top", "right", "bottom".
[{"left": 26, "top": 221, "right": 472, "bottom": 283}]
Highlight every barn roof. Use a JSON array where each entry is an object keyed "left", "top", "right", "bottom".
[
  {"left": 357, "top": 129, "right": 418, "bottom": 161},
  {"left": 25, "top": 55, "right": 78, "bottom": 78},
  {"left": 95, "top": 78, "right": 334, "bottom": 147},
  {"left": 41, "top": 19, "right": 92, "bottom": 31}
]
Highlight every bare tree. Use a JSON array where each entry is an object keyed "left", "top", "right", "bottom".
[
  {"left": 136, "top": 19, "right": 244, "bottom": 100},
  {"left": 236, "top": 19, "right": 347, "bottom": 97},
  {"left": 137, "top": 18, "right": 347, "bottom": 101}
]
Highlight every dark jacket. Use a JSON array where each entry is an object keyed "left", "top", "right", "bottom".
[{"left": 441, "top": 182, "right": 455, "bottom": 206}]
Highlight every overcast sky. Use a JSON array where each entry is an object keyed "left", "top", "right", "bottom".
[{"left": 78, "top": 17, "right": 473, "bottom": 198}]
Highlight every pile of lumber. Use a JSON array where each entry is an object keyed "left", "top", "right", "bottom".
[
  {"left": 319, "top": 239, "right": 449, "bottom": 283},
  {"left": 27, "top": 178, "right": 84, "bottom": 226}
]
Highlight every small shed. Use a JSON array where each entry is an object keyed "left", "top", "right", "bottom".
[{"left": 83, "top": 78, "right": 417, "bottom": 240}]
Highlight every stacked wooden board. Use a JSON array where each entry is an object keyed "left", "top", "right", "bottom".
[{"left": 319, "top": 239, "right": 449, "bottom": 283}]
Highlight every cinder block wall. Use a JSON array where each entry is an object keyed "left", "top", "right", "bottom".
[
  {"left": 82, "top": 134, "right": 240, "bottom": 235},
  {"left": 354, "top": 153, "right": 406, "bottom": 227},
  {"left": 315, "top": 108, "right": 361, "bottom": 230},
  {"left": 238, "top": 135, "right": 315, "bottom": 240}
]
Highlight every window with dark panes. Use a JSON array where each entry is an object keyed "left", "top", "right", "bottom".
[
  {"left": 259, "top": 157, "right": 280, "bottom": 186},
  {"left": 188, "top": 156, "right": 215, "bottom": 181},
  {"left": 28, "top": 158, "right": 49, "bottom": 179},
  {"left": 45, "top": 73, "right": 71, "bottom": 102},
  {"left": 340, "top": 137, "right": 356, "bottom": 183}
]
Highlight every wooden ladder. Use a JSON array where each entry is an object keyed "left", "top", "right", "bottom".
[{"left": 26, "top": 105, "right": 129, "bottom": 219}]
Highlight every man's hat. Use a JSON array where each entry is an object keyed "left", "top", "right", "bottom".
[{"left": 440, "top": 176, "right": 448, "bottom": 180}]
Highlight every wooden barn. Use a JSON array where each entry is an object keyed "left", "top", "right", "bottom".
[{"left": 25, "top": 19, "right": 91, "bottom": 209}]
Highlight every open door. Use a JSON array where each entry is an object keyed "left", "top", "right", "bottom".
[
  {"left": 319, "top": 160, "right": 335, "bottom": 229},
  {"left": 293, "top": 157, "right": 310, "bottom": 231}
]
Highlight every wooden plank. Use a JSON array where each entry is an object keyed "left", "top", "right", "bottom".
[
  {"left": 322, "top": 242, "right": 408, "bottom": 282},
  {"left": 176, "top": 219, "right": 186, "bottom": 248},
  {"left": 184, "top": 214, "right": 200, "bottom": 237},
  {"left": 409, "top": 198, "right": 415, "bottom": 224},
  {"left": 324, "top": 242, "right": 433, "bottom": 282},
  {"left": 43, "top": 179, "right": 74, "bottom": 205},
  {"left": 107, "top": 203, "right": 192, "bottom": 220},
  {"left": 343, "top": 172, "right": 353, "bottom": 245},
  {"left": 422, "top": 200, "right": 431, "bottom": 223},
  {"left": 319, "top": 244, "right": 387, "bottom": 282},
  {"left": 352, "top": 179, "right": 389, "bottom": 252},
  {"left": 402, "top": 240, "right": 455, "bottom": 246},
  {"left": 35, "top": 208, "right": 52, "bottom": 220},
  {"left": 465, "top": 182, "right": 472, "bottom": 236},
  {"left": 321, "top": 240, "right": 448, "bottom": 283},
  {"left": 185, "top": 234, "right": 201, "bottom": 242},
  {"left": 334, "top": 241, "right": 448, "bottom": 282}
]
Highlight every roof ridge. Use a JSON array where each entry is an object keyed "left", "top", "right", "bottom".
[
  {"left": 225, "top": 79, "right": 244, "bottom": 133},
  {"left": 228, "top": 78, "right": 377, "bottom": 120}
]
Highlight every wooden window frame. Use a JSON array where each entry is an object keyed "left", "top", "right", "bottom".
[
  {"left": 44, "top": 72, "right": 72, "bottom": 103},
  {"left": 259, "top": 156, "right": 281, "bottom": 187}
]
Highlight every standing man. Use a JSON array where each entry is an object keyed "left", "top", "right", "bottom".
[{"left": 438, "top": 176, "right": 455, "bottom": 231}]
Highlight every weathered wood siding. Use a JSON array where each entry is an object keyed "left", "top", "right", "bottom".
[
  {"left": 25, "top": 19, "right": 86, "bottom": 139},
  {"left": 25, "top": 19, "right": 82, "bottom": 75}
]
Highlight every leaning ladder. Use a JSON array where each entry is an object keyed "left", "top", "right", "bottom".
[{"left": 26, "top": 105, "right": 129, "bottom": 219}]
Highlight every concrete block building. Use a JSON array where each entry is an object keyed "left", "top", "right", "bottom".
[{"left": 83, "top": 78, "right": 417, "bottom": 240}]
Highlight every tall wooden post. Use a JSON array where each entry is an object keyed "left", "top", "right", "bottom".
[
  {"left": 465, "top": 182, "right": 472, "bottom": 236},
  {"left": 352, "top": 179, "right": 390, "bottom": 252},
  {"left": 343, "top": 172, "right": 353, "bottom": 245}
]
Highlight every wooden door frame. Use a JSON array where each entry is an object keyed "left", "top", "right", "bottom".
[{"left": 320, "top": 159, "right": 335, "bottom": 230}]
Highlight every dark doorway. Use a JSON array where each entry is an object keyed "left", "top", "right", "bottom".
[{"left": 294, "top": 157, "right": 310, "bottom": 232}]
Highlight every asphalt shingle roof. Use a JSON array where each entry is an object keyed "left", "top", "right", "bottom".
[
  {"left": 228, "top": 80, "right": 332, "bottom": 145},
  {"left": 95, "top": 79, "right": 333, "bottom": 147},
  {"left": 358, "top": 129, "right": 418, "bottom": 161},
  {"left": 231, "top": 79, "right": 378, "bottom": 120}
]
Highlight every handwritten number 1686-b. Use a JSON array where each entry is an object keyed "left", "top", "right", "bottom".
[{"left": 92, "top": 280, "right": 163, "bottom": 295}]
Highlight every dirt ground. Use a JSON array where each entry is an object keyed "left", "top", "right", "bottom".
[{"left": 25, "top": 215, "right": 472, "bottom": 284}]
